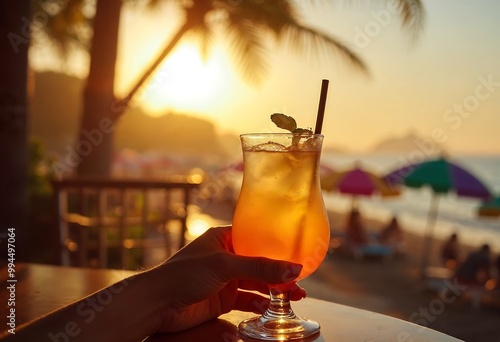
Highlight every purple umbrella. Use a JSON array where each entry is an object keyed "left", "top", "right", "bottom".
[
  {"left": 385, "top": 156, "right": 492, "bottom": 276},
  {"left": 385, "top": 158, "right": 491, "bottom": 198},
  {"left": 321, "top": 163, "right": 401, "bottom": 211}
]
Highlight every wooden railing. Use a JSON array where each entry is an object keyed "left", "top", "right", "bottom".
[{"left": 52, "top": 178, "right": 201, "bottom": 269}]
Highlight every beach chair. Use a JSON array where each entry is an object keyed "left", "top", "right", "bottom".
[
  {"left": 330, "top": 232, "right": 394, "bottom": 261},
  {"left": 348, "top": 243, "right": 395, "bottom": 261},
  {"left": 423, "top": 266, "right": 499, "bottom": 310}
]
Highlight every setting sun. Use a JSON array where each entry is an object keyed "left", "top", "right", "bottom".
[{"left": 138, "top": 42, "right": 236, "bottom": 118}]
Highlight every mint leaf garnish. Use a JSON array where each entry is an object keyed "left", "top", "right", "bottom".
[
  {"left": 271, "top": 113, "right": 313, "bottom": 148},
  {"left": 271, "top": 113, "right": 312, "bottom": 135},
  {"left": 293, "top": 128, "right": 313, "bottom": 135},
  {"left": 271, "top": 113, "right": 297, "bottom": 132}
]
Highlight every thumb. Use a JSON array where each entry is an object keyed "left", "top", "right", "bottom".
[{"left": 225, "top": 254, "right": 303, "bottom": 284}]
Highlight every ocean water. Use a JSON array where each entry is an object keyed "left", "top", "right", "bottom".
[{"left": 320, "top": 153, "right": 500, "bottom": 252}]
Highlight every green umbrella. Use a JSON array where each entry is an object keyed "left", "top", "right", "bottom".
[{"left": 385, "top": 157, "right": 492, "bottom": 276}]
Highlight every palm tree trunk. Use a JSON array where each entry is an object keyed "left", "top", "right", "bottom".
[
  {"left": 76, "top": 0, "right": 122, "bottom": 177},
  {"left": 77, "top": 2, "right": 191, "bottom": 176},
  {"left": 0, "top": 0, "right": 30, "bottom": 258},
  {"left": 114, "top": 22, "right": 192, "bottom": 120}
]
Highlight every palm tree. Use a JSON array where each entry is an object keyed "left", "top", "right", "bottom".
[
  {"left": 34, "top": 0, "right": 425, "bottom": 177},
  {"left": 1, "top": 0, "right": 31, "bottom": 259},
  {"left": 120, "top": 0, "right": 368, "bottom": 110},
  {"left": 76, "top": 0, "right": 122, "bottom": 177}
]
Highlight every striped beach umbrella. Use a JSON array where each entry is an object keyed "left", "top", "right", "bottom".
[{"left": 322, "top": 165, "right": 400, "bottom": 208}]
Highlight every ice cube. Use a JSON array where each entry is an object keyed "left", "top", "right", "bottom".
[
  {"left": 301, "top": 137, "right": 320, "bottom": 151},
  {"left": 251, "top": 141, "right": 287, "bottom": 152}
]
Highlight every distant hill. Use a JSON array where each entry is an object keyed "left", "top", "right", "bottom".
[
  {"left": 115, "top": 109, "right": 238, "bottom": 159},
  {"left": 368, "top": 131, "right": 448, "bottom": 156},
  {"left": 29, "top": 71, "right": 238, "bottom": 161},
  {"left": 29, "top": 71, "right": 83, "bottom": 153}
]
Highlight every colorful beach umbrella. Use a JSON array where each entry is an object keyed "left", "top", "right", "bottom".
[
  {"left": 322, "top": 165, "right": 400, "bottom": 208},
  {"left": 385, "top": 157, "right": 492, "bottom": 198},
  {"left": 385, "top": 156, "right": 492, "bottom": 276},
  {"left": 478, "top": 196, "right": 500, "bottom": 218}
]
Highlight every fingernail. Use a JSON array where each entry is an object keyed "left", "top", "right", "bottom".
[{"left": 285, "top": 264, "right": 303, "bottom": 281}]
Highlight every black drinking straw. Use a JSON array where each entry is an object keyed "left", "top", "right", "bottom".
[{"left": 314, "top": 79, "right": 329, "bottom": 134}]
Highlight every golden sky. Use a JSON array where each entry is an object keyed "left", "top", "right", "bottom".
[{"left": 33, "top": 0, "right": 500, "bottom": 155}]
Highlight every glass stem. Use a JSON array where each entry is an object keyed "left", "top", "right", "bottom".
[{"left": 263, "top": 286, "right": 297, "bottom": 320}]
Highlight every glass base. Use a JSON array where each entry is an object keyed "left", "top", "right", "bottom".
[{"left": 238, "top": 313, "right": 320, "bottom": 341}]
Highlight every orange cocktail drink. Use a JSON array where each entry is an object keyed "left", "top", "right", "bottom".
[
  {"left": 232, "top": 133, "right": 330, "bottom": 340},
  {"left": 232, "top": 136, "right": 329, "bottom": 280}
]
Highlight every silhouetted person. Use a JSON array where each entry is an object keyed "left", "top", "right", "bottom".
[
  {"left": 345, "top": 208, "right": 368, "bottom": 245},
  {"left": 454, "top": 244, "right": 492, "bottom": 286},
  {"left": 379, "top": 216, "right": 403, "bottom": 245},
  {"left": 441, "top": 233, "right": 460, "bottom": 269},
  {"left": 495, "top": 255, "right": 500, "bottom": 290}
]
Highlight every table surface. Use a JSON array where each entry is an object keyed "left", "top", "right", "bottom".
[{"left": 0, "top": 263, "right": 463, "bottom": 341}]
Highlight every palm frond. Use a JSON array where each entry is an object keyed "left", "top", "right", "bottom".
[
  {"left": 185, "top": 22, "right": 214, "bottom": 62},
  {"left": 337, "top": 0, "right": 425, "bottom": 40},
  {"left": 221, "top": 0, "right": 367, "bottom": 74},
  {"left": 281, "top": 23, "right": 367, "bottom": 74},
  {"left": 219, "top": 0, "right": 297, "bottom": 36},
  {"left": 393, "top": 0, "right": 425, "bottom": 41},
  {"left": 225, "top": 20, "right": 268, "bottom": 85},
  {"left": 30, "top": 0, "right": 92, "bottom": 56}
]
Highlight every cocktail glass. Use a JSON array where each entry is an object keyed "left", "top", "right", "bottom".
[{"left": 232, "top": 133, "right": 330, "bottom": 340}]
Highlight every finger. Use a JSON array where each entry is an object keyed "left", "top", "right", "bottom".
[
  {"left": 290, "top": 284, "right": 307, "bottom": 301},
  {"left": 199, "top": 226, "right": 233, "bottom": 251},
  {"left": 223, "top": 254, "right": 303, "bottom": 285},
  {"left": 169, "top": 226, "right": 232, "bottom": 260},
  {"left": 238, "top": 280, "right": 269, "bottom": 295},
  {"left": 234, "top": 291, "right": 270, "bottom": 314},
  {"left": 238, "top": 281, "right": 306, "bottom": 301}
]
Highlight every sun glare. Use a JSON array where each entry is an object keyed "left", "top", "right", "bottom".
[{"left": 139, "top": 43, "right": 231, "bottom": 117}]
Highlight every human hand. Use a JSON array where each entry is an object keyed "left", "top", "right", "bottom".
[
  {"left": 0, "top": 226, "right": 305, "bottom": 342},
  {"left": 147, "top": 226, "right": 306, "bottom": 333}
]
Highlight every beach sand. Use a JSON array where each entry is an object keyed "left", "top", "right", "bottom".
[
  {"left": 200, "top": 200, "right": 500, "bottom": 342},
  {"left": 302, "top": 210, "right": 500, "bottom": 342}
]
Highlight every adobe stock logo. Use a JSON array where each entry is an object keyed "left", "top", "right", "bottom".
[
  {"left": 397, "top": 279, "right": 467, "bottom": 341},
  {"left": 7, "top": 5, "right": 50, "bottom": 54},
  {"left": 47, "top": 276, "right": 129, "bottom": 341},
  {"left": 442, "top": 74, "right": 500, "bottom": 130},
  {"left": 353, "top": 3, "right": 400, "bottom": 49},
  {"left": 51, "top": 118, "right": 115, "bottom": 179}
]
